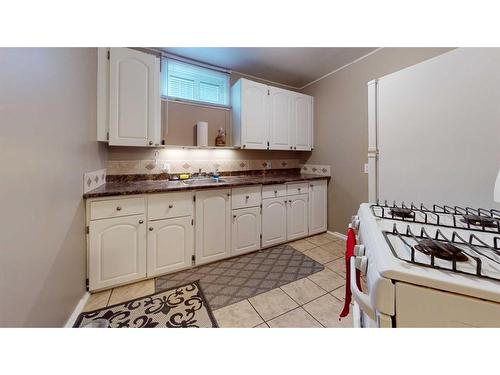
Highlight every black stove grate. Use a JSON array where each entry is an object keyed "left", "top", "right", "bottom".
[
  {"left": 383, "top": 223, "right": 500, "bottom": 281},
  {"left": 372, "top": 201, "right": 500, "bottom": 234}
]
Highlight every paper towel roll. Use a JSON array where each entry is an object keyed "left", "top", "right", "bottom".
[{"left": 197, "top": 121, "right": 208, "bottom": 147}]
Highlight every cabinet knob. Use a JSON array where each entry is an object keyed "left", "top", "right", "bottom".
[
  {"left": 227, "top": 193, "right": 231, "bottom": 197},
  {"left": 242, "top": 144, "right": 246, "bottom": 148},
  {"left": 148, "top": 141, "right": 153, "bottom": 145},
  {"left": 116, "top": 206, "right": 122, "bottom": 211},
  {"left": 289, "top": 200, "right": 292, "bottom": 203},
  {"left": 168, "top": 204, "right": 173, "bottom": 208},
  {"left": 139, "top": 220, "right": 144, "bottom": 224},
  {"left": 245, "top": 195, "right": 250, "bottom": 200},
  {"left": 290, "top": 146, "right": 293, "bottom": 149},
  {"left": 298, "top": 187, "right": 301, "bottom": 192},
  {"left": 274, "top": 190, "right": 277, "bottom": 194},
  {"left": 149, "top": 227, "right": 154, "bottom": 231},
  {"left": 233, "top": 214, "right": 237, "bottom": 219}
]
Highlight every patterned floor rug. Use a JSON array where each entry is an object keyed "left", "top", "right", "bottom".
[
  {"left": 156, "top": 244, "right": 324, "bottom": 310},
  {"left": 74, "top": 281, "right": 218, "bottom": 328}
]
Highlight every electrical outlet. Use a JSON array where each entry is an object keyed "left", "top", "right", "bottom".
[
  {"left": 364, "top": 163, "right": 369, "bottom": 174},
  {"left": 161, "top": 162, "right": 170, "bottom": 173},
  {"left": 264, "top": 161, "right": 272, "bottom": 169}
]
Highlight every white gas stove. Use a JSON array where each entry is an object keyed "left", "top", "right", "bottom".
[{"left": 350, "top": 202, "right": 500, "bottom": 328}]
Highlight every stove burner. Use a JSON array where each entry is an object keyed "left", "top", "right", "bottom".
[
  {"left": 389, "top": 207, "right": 414, "bottom": 219},
  {"left": 415, "top": 239, "right": 468, "bottom": 262},
  {"left": 461, "top": 214, "right": 499, "bottom": 228}
]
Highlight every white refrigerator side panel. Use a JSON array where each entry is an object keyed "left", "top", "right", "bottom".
[{"left": 376, "top": 48, "right": 500, "bottom": 209}]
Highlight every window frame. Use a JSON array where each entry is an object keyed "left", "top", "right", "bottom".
[{"left": 161, "top": 58, "right": 231, "bottom": 109}]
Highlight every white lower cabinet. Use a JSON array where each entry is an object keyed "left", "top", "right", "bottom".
[
  {"left": 262, "top": 197, "right": 287, "bottom": 248},
  {"left": 195, "top": 189, "right": 232, "bottom": 265},
  {"left": 287, "top": 194, "right": 309, "bottom": 241},
  {"left": 88, "top": 214, "right": 146, "bottom": 290},
  {"left": 308, "top": 179, "right": 328, "bottom": 235},
  {"left": 147, "top": 216, "right": 193, "bottom": 277},
  {"left": 232, "top": 206, "right": 262, "bottom": 256}
]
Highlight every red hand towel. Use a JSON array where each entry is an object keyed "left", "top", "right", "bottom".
[{"left": 339, "top": 227, "right": 361, "bottom": 319}]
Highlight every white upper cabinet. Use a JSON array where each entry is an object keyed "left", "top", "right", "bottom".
[
  {"left": 103, "top": 48, "right": 161, "bottom": 146},
  {"left": 268, "top": 86, "right": 292, "bottom": 150},
  {"left": 232, "top": 78, "right": 313, "bottom": 151},
  {"left": 232, "top": 78, "right": 269, "bottom": 149},
  {"left": 291, "top": 93, "right": 313, "bottom": 151}
]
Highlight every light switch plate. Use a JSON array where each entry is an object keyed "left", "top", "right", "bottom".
[{"left": 364, "top": 163, "right": 369, "bottom": 174}]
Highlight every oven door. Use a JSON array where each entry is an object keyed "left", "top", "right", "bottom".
[{"left": 350, "top": 257, "right": 393, "bottom": 328}]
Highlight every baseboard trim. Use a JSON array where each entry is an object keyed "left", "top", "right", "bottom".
[
  {"left": 328, "top": 230, "right": 347, "bottom": 241},
  {"left": 64, "top": 291, "right": 90, "bottom": 328}
]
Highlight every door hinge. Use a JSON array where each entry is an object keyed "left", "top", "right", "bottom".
[
  {"left": 191, "top": 254, "right": 196, "bottom": 264},
  {"left": 260, "top": 233, "right": 262, "bottom": 239},
  {"left": 267, "top": 89, "right": 270, "bottom": 95},
  {"left": 191, "top": 218, "right": 194, "bottom": 226},
  {"left": 85, "top": 278, "right": 89, "bottom": 289},
  {"left": 107, "top": 50, "right": 110, "bottom": 60},
  {"left": 86, "top": 226, "right": 89, "bottom": 234},
  {"left": 267, "top": 141, "right": 269, "bottom": 149},
  {"left": 106, "top": 131, "right": 109, "bottom": 141},
  {"left": 193, "top": 195, "right": 196, "bottom": 202}
]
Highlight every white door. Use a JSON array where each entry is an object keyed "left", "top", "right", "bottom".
[
  {"left": 89, "top": 214, "right": 146, "bottom": 291},
  {"left": 147, "top": 216, "right": 194, "bottom": 277},
  {"left": 195, "top": 189, "right": 231, "bottom": 265},
  {"left": 291, "top": 93, "right": 312, "bottom": 151},
  {"left": 262, "top": 197, "right": 287, "bottom": 248},
  {"left": 287, "top": 194, "right": 309, "bottom": 241},
  {"left": 109, "top": 48, "right": 160, "bottom": 147},
  {"left": 241, "top": 79, "right": 269, "bottom": 149},
  {"left": 308, "top": 179, "right": 327, "bottom": 235},
  {"left": 232, "top": 207, "right": 261, "bottom": 256},
  {"left": 268, "top": 86, "right": 292, "bottom": 150}
]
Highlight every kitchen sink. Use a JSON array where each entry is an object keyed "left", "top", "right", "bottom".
[{"left": 181, "top": 178, "right": 227, "bottom": 185}]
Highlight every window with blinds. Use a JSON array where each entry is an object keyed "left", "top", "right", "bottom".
[{"left": 162, "top": 59, "right": 230, "bottom": 107}]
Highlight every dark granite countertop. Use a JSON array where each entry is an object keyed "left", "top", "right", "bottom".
[{"left": 83, "top": 173, "right": 330, "bottom": 199}]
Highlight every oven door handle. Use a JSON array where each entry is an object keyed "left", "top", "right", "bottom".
[{"left": 350, "top": 257, "right": 377, "bottom": 322}]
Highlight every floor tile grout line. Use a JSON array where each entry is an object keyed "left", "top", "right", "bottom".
[
  {"left": 264, "top": 304, "right": 325, "bottom": 328},
  {"left": 247, "top": 298, "right": 267, "bottom": 325},
  {"left": 279, "top": 285, "right": 329, "bottom": 310}
]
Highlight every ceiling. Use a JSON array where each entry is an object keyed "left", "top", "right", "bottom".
[{"left": 161, "top": 47, "right": 379, "bottom": 89}]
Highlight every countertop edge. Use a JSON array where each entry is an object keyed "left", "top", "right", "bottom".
[{"left": 83, "top": 175, "right": 330, "bottom": 199}]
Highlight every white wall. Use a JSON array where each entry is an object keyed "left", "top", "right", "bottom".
[{"left": 0, "top": 48, "right": 106, "bottom": 326}]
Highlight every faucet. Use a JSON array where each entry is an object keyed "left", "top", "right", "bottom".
[{"left": 192, "top": 168, "right": 207, "bottom": 179}]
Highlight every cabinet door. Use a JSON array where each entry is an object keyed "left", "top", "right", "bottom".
[
  {"left": 268, "top": 86, "right": 292, "bottom": 150},
  {"left": 232, "top": 207, "right": 261, "bottom": 256},
  {"left": 109, "top": 48, "right": 160, "bottom": 147},
  {"left": 147, "top": 216, "right": 193, "bottom": 277},
  {"left": 195, "top": 189, "right": 231, "bottom": 265},
  {"left": 262, "top": 197, "right": 287, "bottom": 248},
  {"left": 89, "top": 214, "right": 146, "bottom": 291},
  {"left": 241, "top": 79, "right": 269, "bottom": 149},
  {"left": 287, "top": 194, "right": 309, "bottom": 241},
  {"left": 291, "top": 93, "right": 312, "bottom": 151},
  {"left": 308, "top": 179, "right": 327, "bottom": 235}
]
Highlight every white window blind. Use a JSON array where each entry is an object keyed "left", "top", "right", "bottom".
[{"left": 162, "top": 59, "right": 230, "bottom": 106}]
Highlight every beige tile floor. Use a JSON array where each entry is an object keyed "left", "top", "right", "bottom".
[{"left": 83, "top": 232, "right": 353, "bottom": 328}]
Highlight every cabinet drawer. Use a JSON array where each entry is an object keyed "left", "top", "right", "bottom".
[
  {"left": 232, "top": 186, "right": 262, "bottom": 209},
  {"left": 90, "top": 197, "right": 145, "bottom": 220},
  {"left": 262, "top": 184, "right": 287, "bottom": 199},
  {"left": 287, "top": 182, "right": 309, "bottom": 196},
  {"left": 148, "top": 191, "right": 194, "bottom": 220}
]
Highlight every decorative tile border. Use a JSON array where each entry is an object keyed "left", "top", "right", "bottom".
[
  {"left": 107, "top": 159, "right": 301, "bottom": 175},
  {"left": 300, "top": 164, "right": 331, "bottom": 176},
  {"left": 83, "top": 169, "right": 106, "bottom": 194}
]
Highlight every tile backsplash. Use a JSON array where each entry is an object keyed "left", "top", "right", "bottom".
[
  {"left": 83, "top": 169, "right": 106, "bottom": 193},
  {"left": 106, "top": 159, "right": 301, "bottom": 175},
  {"left": 300, "top": 164, "right": 331, "bottom": 176}
]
